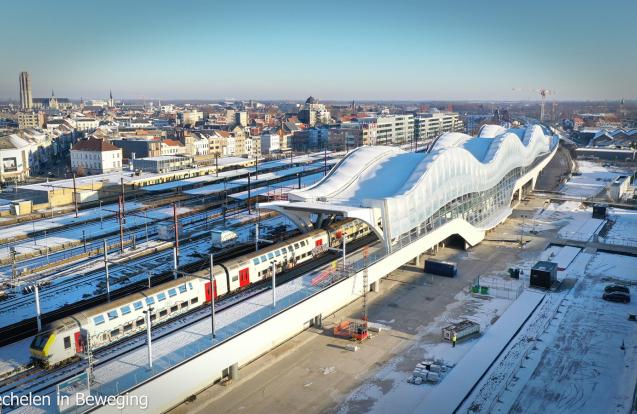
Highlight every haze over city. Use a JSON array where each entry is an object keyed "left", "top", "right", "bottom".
[
  {"left": 2, "top": 0, "right": 636, "bottom": 101},
  {"left": 1, "top": 2, "right": 637, "bottom": 414}
]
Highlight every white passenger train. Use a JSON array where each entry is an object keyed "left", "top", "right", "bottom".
[{"left": 30, "top": 219, "right": 371, "bottom": 367}]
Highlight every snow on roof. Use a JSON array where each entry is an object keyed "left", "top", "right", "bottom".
[{"left": 284, "top": 124, "right": 557, "bottom": 240}]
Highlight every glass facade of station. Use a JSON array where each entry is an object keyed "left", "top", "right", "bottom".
[{"left": 389, "top": 152, "right": 550, "bottom": 250}]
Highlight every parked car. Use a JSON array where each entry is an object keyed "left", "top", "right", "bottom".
[
  {"left": 602, "top": 291, "right": 630, "bottom": 303},
  {"left": 604, "top": 285, "right": 630, "bottom": 295}
]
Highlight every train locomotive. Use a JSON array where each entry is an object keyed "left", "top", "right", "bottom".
[{"left": 30, "top": 219, "right": 371, "bottom": 367}]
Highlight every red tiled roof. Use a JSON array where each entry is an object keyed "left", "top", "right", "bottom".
[
  {"left": 72, "top": 138, "right": 120, "bottom": 152},
  {"left": 162, "top": 139, "right": 183, "bottom": 146}
]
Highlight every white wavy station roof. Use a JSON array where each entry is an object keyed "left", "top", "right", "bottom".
[{"left": 263, "top": 124, "right": 558, "bottom": 244}]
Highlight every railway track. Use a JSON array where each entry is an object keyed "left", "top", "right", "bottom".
[
  {"left": 0, "top": 203, "right": 241, "bottom": 306},
  {"left": 0, "top": 234, "right": 375, "bottom": 409},
  {"left": 0, "top": 212, "right": 293, "bottom": 346},
  {"left": 0, "top": 242, "right": 255, "bottom": 348}
]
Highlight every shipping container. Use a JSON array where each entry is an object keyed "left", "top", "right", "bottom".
[
  {"left": 424, "top": 259, "right": 457, "bottom": 277},
  {"left": 530, "top": 260, "right": 557, "bottom": 289},
  {"left": 592, "top": 204, "right": 607, "bottom": 219},
  {"left": 442, "top": 320, "right": 480, "bottom": 342}
]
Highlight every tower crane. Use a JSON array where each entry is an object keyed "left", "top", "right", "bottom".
[{"left": 512, "top": 88, "right": 554, "bottom": 122}]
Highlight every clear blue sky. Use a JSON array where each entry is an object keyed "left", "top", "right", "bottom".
[{"left": 2, "top": 0, "right": 636, "bottom": 101}]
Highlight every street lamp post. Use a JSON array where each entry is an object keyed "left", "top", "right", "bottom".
[
  {"left": 342, "top": 233, "right": 347, "bottom": 268},
  {"left": 271, "top": 260, "right": 277, "bottom": 308},
  {"left": 144, "top": 210, "right": 149, "bottom": 244},
  {"left": 34, "top": 284, "right": 42, "bottom": 332},
  {"left": 103, "top": 239, "right": 111, "bottom": 301},
  {"left": 142, "top": 306, "right": 154, "bottom": 369},
  {"left": 44, "top": 230, "right": 49, "bottom": 263},
  {"left": 209, "top": 254, "right": 216, "bottom": 338}
]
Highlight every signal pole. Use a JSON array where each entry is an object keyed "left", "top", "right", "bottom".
[
  {"left": 72, "top": 173, "right": 78, "bottom": 218},
  {"left": 118, "top": 195, "right": 124, "bottom": 251}
]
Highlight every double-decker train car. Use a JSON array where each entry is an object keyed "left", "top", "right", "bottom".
[{"left": 30, "top": 219, "right": 372, "bottom": 367}]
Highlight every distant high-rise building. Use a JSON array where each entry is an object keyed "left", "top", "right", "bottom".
[
  {"left": 19, "top": 71, "right": 33, "bottom": 110},
  {"left": 108, "top": 90, "right": 114, "bottom": 108},
  {"left": 235, "top": 111, "right": 248, "bottom": 127}
]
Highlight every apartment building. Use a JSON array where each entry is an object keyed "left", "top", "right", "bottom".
[
  {"left": 373, "top": 114, "right": 414, "bottom": 145},
  {"left": 414, "top": 111, "right": 464, "bottom": 148}
]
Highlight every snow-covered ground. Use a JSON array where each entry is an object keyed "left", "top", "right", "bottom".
[
  {"left": 0, "top": 213, "right": 293, "bottom": 329},
  {"left": 539, "top": 245, "right": 581, "bottom": 270},
  {"left": 338, "top": 167, "right": 637, "bottom": 414},
  {"left": 336, "top": 288, "right": 521, "bottom": 414},
  {"left": 474, "top": 250, "right": 637, "bottom": 414},
  {"left": 532, "top": 201, "right": 605, "bottom": 242},
  {"left": 559, "top": 160, "right": 629, "bottom": 199},
  {"left": 0, "top": 337, "right": 33, "bottom": 378},
  {"left": 600, "top": 208, "right": 637, "bottom": 247},
  {"left": 0, "top": 205, "right": 191, "bottom": 262},
  {"left": 0, "top": 200, "right": 145, "bottom": 241}
]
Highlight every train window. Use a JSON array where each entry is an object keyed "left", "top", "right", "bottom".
[
  {"left": 159, "top": 310, "right": 168, "bottom": 317},
  {"left": 107, "top": 310, "right": 118, "bottom": 320},
  {"left": 301, "top": 241, "right": 307, "bottom": 247},
  {"left": 94, "top": 315, "right": 105, "bottom": 326},
  {"left": 63, "top": 336, "right": 71, "bottom": 349},
  {"left": 168, "top": 288, "right": 177, "bottom": 297},
  {"left": 178, "top": 284, "right": 187, "bottom": 294},
  {"left": 260, "top": 255, "right": 267, "bottom": 262},
  {"left": 150, "top": 314, "right": 157, "bottom": 322},
  {"left": 136, "top": 319, "right": 145, "bottom": 327},
  {"left": 157, "top": 293, "right": 166, "bottom": 302},
  {"left": 110, "top": 329, "right": 120, "bottom": 337},
  {"left": 275, "top": 250, "right": 281, "bottom": 257},
  {"left": 133, "top": 301, "right": 143, "bottom": 310},
  {"left": 181, "top": 301, "right": 188, "bottom": 309},
  {"left": 253, "top": 258, "right": 260, "bottom": 265},
  {"left": 188, "top": 283, "right": 193, "bottom": 290},
  {"left": 267, "top": 252, "right": 274, "bottom": 260},
  {"left": 281, "top": 247, "right": 287, "bottom": 253},
  {"left": 294, "top": 243, "right": 300, "bottom": 249},
  {"left": 146, "top": 297, "right": 155, "bottom": 305},
  {"left": 120, "top": 305, "right": 131, "bottom": 315},
  {"left": 191, "top": 297, "right": 199, "bottom": 305},
  {"left": 170, "top": 305, "right": 178, "bottom": 313},
  {"left": 124, "top": 324, "right": 133, "bottom": 333}
]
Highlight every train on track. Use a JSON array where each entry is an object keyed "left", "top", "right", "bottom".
[{"left": 30, "top": 219, "right": 372, "bottom": 367}]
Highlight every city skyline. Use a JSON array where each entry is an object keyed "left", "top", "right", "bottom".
[{"left": 2, "top": 0, "right": 637, "bottom": 101}]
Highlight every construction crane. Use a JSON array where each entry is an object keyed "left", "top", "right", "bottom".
[{"left": 512, "top": 88, "right": 554, "bottom": 122}]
